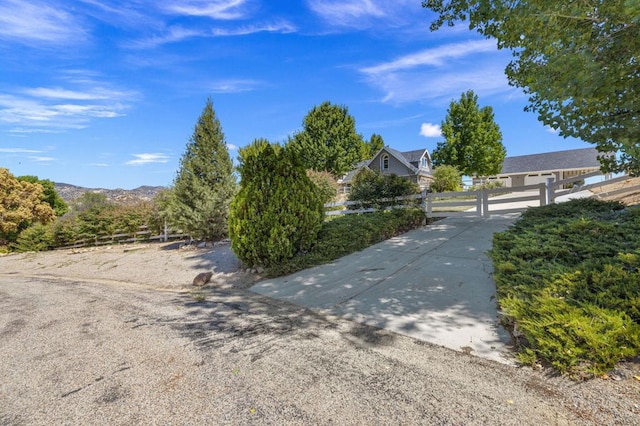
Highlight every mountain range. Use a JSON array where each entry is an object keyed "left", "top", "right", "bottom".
[{"left": 54, "top": 183, "right": 165, "bottom": 205}]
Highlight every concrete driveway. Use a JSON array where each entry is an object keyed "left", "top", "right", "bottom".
[{"left": 251, "top": 214, "right": 519, "bottom": 364}]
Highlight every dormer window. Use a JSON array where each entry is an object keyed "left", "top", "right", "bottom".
[
  {"left": 421, "top": 157, "right": 427, "bottom": 168},
  {"left": 381, "top": 154, "right": 389, "bottom": 170}
]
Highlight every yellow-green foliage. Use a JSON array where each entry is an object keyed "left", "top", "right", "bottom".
[{"left": 490, "top": 199, "right": 640, "bottom": 377}]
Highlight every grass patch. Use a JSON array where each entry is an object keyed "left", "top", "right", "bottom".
[
  {"left": 266, "top": 209, "right": 430, "bottom": 277},
  {"left": 489, "top": 199, "right": 640, "bottom": 378}
]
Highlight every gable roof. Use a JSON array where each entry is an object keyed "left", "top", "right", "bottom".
[
  {"left": 369, "top": 146, "right": 418, "bottom": 173},
  {"left": 401, "top": 149, "right": 428, "bottom": 164},
  {"left": 501, "top": 147, "right": 602, "bottom": 174},
  {"left": 338, "top": 160, "right": 369, "bottom": 183}
]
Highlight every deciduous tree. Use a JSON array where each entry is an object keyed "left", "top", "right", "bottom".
[
  {"left": 171, "top": 98, "right": 237, "bottom": 241},
  {"left": 289, "top": 101, "right": 366, "bottom": 177},
  {"left": 0, "top": 168, "right": 55, "bottom": 247},
  {"left": 432, "top": 90, "right": 506, "bottom": 177},
  {"left": 423, "top": 0, "right": 640, "bottom": 173}
]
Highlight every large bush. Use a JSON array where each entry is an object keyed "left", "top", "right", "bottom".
[
  {"left": 228, "top": 139, "right": 324, "bottom": 268},
  {"left": 348, "top": 168, "right": 419, "bottom": 208},
  {"left": 431, "top": 165, "right": 463, "bottom": 193}
]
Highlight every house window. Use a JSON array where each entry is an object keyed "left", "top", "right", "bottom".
[
  {"left": 381, "top": 154, "right": 389, "bottom": 170},
  {"left": 421, "top": 157, "right": 427, "bottom": 168}
]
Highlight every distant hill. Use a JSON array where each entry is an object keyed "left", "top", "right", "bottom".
[{"left": 54, "top": 183, "right": 165, "bottom": 205}]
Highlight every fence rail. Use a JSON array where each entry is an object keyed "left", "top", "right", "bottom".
[
  {"left": 325, "top": 171, "right": 640, "bottom": 218},
  {"left": 58, "top": 226, "right": 188, "bottom": 250}
]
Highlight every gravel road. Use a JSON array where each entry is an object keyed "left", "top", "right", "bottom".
[{"left": 0, "top": 244, "right": 639, "bottom": 425}]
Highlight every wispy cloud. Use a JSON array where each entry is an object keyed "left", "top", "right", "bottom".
[
  {"left": 0, "top": 77, "right": 136, "bottom": 132},
  {"left": 307, "top": 0, "right": 417, "bottom": 29},
  {"left": 420, "top": 123, "right": 442, "bottom": 138},
  {"left": 125, "top": 153, "right": 170, "bottom": 166},
  {"left": 160, "top": 0, "right": 251, "bottom": 20},
  {"left": 208, "top": 79, "right": 265, "bottom": 93},
  {"left": 211, "top": 21, "right": 296, "bottom": 36},
  {"left": 359, "top": 39, "right": 514, "bottom": 104},
  {"left": 128, "top": 26, "right": 205, "bottom": 49},
  {"left": 0, "top": 0, "right": 86, "bottom": 45},
  {"left": 0, "top": 148, "right": 43, "bottom": 153},
  {"left": 29, "top": 156, "right": 55, "bottom": 163}
]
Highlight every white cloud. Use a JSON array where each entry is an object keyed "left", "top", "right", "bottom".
[
  {"left": 545, "top": 125, "right": 559, "bottom": 134},
  {"left": 420, "top": 123, "right": 442, "bottom": 138},
  {"left": 0, "top": 0, "right": 86, "bottom": 45},
  {"left": 29, "top": 156, "right": 55, "bottom": 162},
  {"left": 359, "top": 39, "right": 514, "bottom": 104},
  {"left": 128, "top": 26, "right": 205, "bottom": 49},
  {"left": 208, "top": 79, "right": 264, "bottom": 93},
  {"left": 227, "top": 143, "right": 238, "bottom": 150},
  {"left": 307, "top": 0, "right": 418, "bottom": 29},
  {"left": 211, "top": 21, "right": 297, "bottom": 36},
  {"left": 0, "top": 78, "right": 136, "bottom": 132},
  {"left": 125, "top": 153, "right": 170, "bottom": 166},
  {"left": 0, "top": 148, "right": 43, "bottom": 153},
  {"left": 361, "top": 40, "right": 497, "bottom": 75},
  {"left": 160, "top": 0, "right": 250, "bottom": 20}
]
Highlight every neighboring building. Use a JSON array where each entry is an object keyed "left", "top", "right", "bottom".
[
  {"left": 476, "top": 147, "right": 604, "bottom": 188},
  {"left": 338, "top": 146, "right": 434, "bottom": 193}
]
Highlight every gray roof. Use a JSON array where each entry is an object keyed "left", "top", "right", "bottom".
[
  {"left": 401, "top": 149, "right": 428, "bottom": 164},
  {"left": 338, "top": 160, "right": 368, "bottom": 183},
  {"left": 501, "top": 148, "right": 602, "bottom": 174}
]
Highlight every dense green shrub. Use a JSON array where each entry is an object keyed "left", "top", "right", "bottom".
[
  {"left": 431, "top": 165, "right": 462, "bottom": 193},
  {"left": 490, "top": 199, "right": 640, "bottom": 377},
  {"left": 266, "top": 209, "right": 428, "bottom": 277},
  {"left": 229, "top": 139, "right": 324, "bottom": 268},
  {"left": 12, "top": 223, "right": 55, "bottom": 252},
  {"left": 348, "top": 168, "right": 420, "bottom": 208}
]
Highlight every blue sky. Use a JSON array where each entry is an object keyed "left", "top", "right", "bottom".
[{"left": 0, "top": 0, "right": 591, "bottom": 189}]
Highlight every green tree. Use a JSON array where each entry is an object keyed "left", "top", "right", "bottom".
[
  {"left": 349, "top": 168, "right": 420, "bottom": 208},
  {"left": 289, "top": 101, "right": 366, "bottom": 177},
  {"left": 306, "top": 170, "right": 338, "bottom": 205},
  {"left": 431, "top": 165, "right": 463, "bottom": 193},
  {"left": 171, "top": 98, "right": 237, "bottom": 241},
  {"left": 423, "top": 0, "right": 640, "bottom": 174},
  {"left": 432, "top": 90, "right": 506, "bottom": 177},
  {"left": 365, "top": 133, "right": 385, "bottom": 158},
  {"left": 17, "top": 176, "right": 68, "bottom": 216},
  {"left": 0, "top": 168, "right": 56, "bottom": 247},
  {"left": 228, "top": 139, "right": 324, "bottom": 268}
]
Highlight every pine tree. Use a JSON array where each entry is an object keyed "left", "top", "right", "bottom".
[{"left": 171, "top": 98, "right": 237, "bottom": 241}]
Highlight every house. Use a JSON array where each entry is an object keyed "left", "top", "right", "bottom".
[
  {"left": 476, "top": 147, "right": 604, "bottom": 188},
  {"left": 338, "top": 146, "right": 434, "bottom": 193}
]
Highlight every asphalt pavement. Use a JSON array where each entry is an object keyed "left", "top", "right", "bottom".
[{"left": 251, "top": 213, "right": 520, "bottom": 364}]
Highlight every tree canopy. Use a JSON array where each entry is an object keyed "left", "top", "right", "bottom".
[
  {"left": 170, "top": 98, "right": 237, "bottom": 241},
  {"left": 0, "top": 168, "right": 56, "bottom": 247},
  {"left": 365, "top": 133, "right": 385, "bottom": 159},
  {"left": 423, "top": 0, "right": 640, "bottom": 174},
  {"left": 17, "top": 176, "right": 68, "bottom": 216},
  {"left": 288, "top": 101, "right": 367, "bottom": 177},
  {"left": 432, "top": 90, "right": 506, "bottom": 177}
]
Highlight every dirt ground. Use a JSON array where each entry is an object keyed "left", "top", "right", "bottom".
[{"left": 1, "top": 242, "right": 639, "bottom": 425}]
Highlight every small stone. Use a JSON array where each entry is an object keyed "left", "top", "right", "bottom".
[
  {"left": 193, "top": 272, "right": 213, "bottom": 286},
  {"left": 197, "top": 242, "right": 207, "bottom": 248}
]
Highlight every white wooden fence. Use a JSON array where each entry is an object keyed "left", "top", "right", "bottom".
[{"left": 324, "top": 171, "right": 640, "bottom": 218}]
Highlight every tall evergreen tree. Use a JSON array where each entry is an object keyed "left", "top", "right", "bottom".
[
  {"left": 432, "top": 90, "right": 506, "bottom": 177},
  {"left": 171, "top": 98, "right": 236, "bottom": 241},
  {"left": 229, "top": 139, "right": 323, "bottom": 268},
  {"left": 288, "top": 101, "right": 366, "bottom": 177}
]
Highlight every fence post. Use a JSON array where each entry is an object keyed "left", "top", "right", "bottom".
[
  {"left": 163, "top": 220, "right": 168, "bottom": 242},
  {"left": 475, "top": 191, "right": 482, "bottom": 217},
  {"left": 421, "top": 190, "right": 427, "bottom": 213},
  {"left": 546, "top": 177, "right": 555, "bottom": 204},
  {"left": 540, "top": 182, "right": 548, "bottom": 206},
  {"left": 482, "top": 190, "right": 489, "bottom": 217}
]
